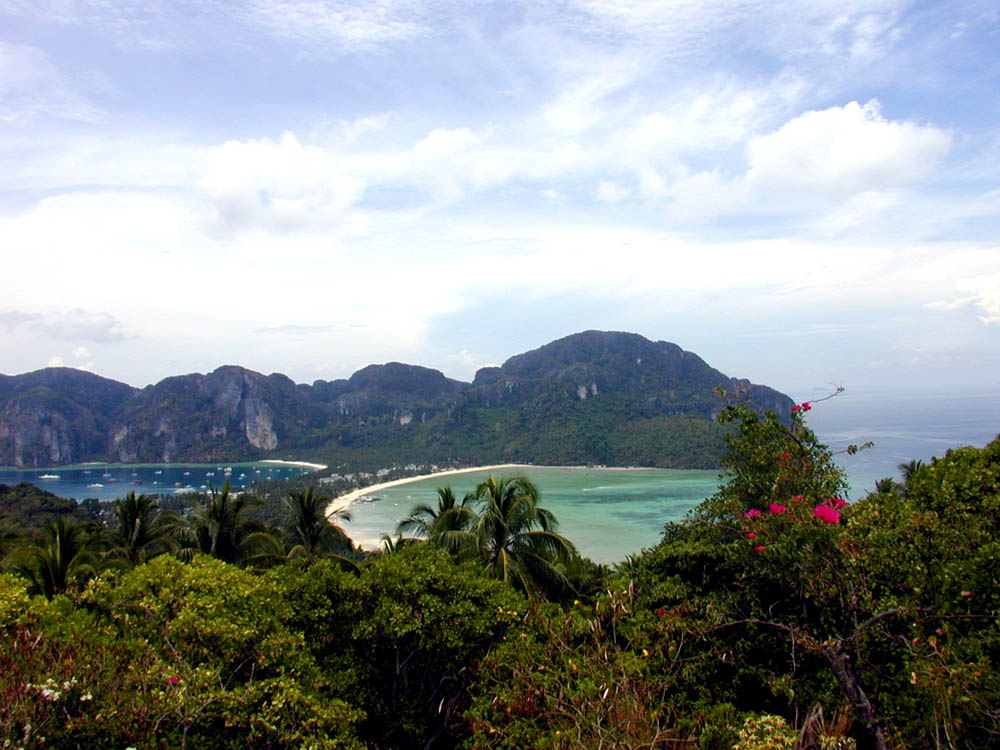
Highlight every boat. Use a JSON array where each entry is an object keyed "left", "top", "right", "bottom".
[
  {"left": 39, "top": 474, "right": 60, "bottom": 480},
  {"left": 154, "top": 470, "right": 162, "bottom": 475},
  {"left": 87, "top": 483, "right": 104, "bottom": 488}
]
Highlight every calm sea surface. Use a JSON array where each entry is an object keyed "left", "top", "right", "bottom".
[
  {"left": 341, "top": 392, "right": 1000, "bottom": 563},
  {"left": 2, "top": 392, "right": 997, "bottom": 564},
  {"left": 0, "top": 462, "right": 316, "bottom": 501}
]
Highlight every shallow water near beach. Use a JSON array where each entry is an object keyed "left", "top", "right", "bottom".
[
  {"left": 343, "top": 392, "right": 1000, "bottom": 564},
  {"left": 2, "top": 392, "right": 996, "bottom": 565},
  {"left": 342, "top": 467, "right": 720, "bottom": 564}
]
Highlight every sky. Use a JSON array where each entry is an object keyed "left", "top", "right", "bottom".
[{"left": 1, "top": 0, "right": 998, "bottom": 401}]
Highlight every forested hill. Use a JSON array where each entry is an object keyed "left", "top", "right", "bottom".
[{"left": 0, "top": 331, "right": 793, "bottom": 469}]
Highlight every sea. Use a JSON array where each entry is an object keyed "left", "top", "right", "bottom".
[
  {"left": 337, "top": 391, "right": 1000, "bottom": 563},
  {"left": 0, "top": 461, "right": 317, "bottom": 502},
  {"left": 2, "top": 391, "right": 997, "bottom": 565}
]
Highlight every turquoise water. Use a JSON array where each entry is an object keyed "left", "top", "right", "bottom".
[
  {"left": 0, "top": 462, "right": 316, "bottom": 501},
  {"left": 339, "top": 392, "right": 1000, "bottom": 564},
  {"left": 340, "top": 467, "right": 720, "bottom": 565},
  {"left": 2, "top": 392, "right": 996, "bottom": 565}
]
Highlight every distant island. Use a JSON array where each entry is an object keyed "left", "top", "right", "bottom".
[{"left": 0, "top": 330, "right": 793, "bottom": 469}]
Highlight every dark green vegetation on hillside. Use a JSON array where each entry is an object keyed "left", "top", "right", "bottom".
[
  {"left": 0, "top": 331, "right": 790, "bottom": 469},
  {"left": 2, "top": 402, "right": 998, "bottom": 749}
]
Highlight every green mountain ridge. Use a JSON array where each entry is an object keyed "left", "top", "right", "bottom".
[{"left": 0, "top": 331, "right": 794, "bottom": 468}]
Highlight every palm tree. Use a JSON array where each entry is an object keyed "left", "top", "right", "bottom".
[
  {"left": 899, "top": 459, "right": 924, "bottom": 483},
  {"left": 379, "top": 533, "right": 419, "bottom": 555},
  {"left": 396, "top": 486, "right": 478, "bottom": 553},
  {"left": 11, "top": 517, "right": 101, "bottom": 599},
  {"left": 282, "top": 487, "right": 353, "bottom": 561},
  {"left": 108, "top": 491, "right": 177, "bottom": 566},
  {"left": 174, "top": 480, "right": 279, "bottom": 565},
  {"left": 468, "top": 475, "right": 578, "bottom": 598},
  {"left": 0, "top": 514, "right": 19, "bottom": 557}
]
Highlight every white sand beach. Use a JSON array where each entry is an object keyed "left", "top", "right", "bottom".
[
  {"left": 259, "top": 459, "right": 329, "bottom": 470},
  {"left": 325, "top": 463, "right": 531, "bottom": 516}
]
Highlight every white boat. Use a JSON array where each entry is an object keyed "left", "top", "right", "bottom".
[
  {"left": 87, "top": 483, "right": 104, "bottom": 488},
  {"left": 39, "top": 474, "right": 60, "bottom": 480}
]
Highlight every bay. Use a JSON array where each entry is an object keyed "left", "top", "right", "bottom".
[
  {"left": 0, "top": 461, "right": 318, "bottom": 501},
  {"left": 341, "top": 392, "right": 1000, "bottom": 564},
  {"left": 1, "top": 392, "right": 996, "bottom": 565},
  {"left": 339, "top": 467, "right": 720, "bottom": 565}
]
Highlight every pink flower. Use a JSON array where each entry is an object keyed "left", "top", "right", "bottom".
[
  {"left": 168, "top": 676, "right": 181, "bottom": 686},
  {"left": 791, "top": 402, "right": 812, "bottom": 413},
  {"left": 755, "top": 545, "right": 765, "bottom": 553},
  {"left": 813, "top": 505, "right": 840, "bottom": 524},
  {"left": 768, "top": 503, "right": 788, "bottom": 514},
  {"left": 791, "top": 404, "right": 800, "bottom": 412},
  {"left": 744, "top": 509, "right": 762, "bottom": 518},
  {"left": 747, "top": 532, "right": 757, "bottom": 539},
  {"left": 792, "top": 494, "right": 805, "bottom": 503},
  {"left": 828, "top": 497, "right": 847, "bottom": 510}
]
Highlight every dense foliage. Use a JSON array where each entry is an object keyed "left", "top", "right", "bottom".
[
  {"left": 1, "top": 331, "right": 789, "bottom": 470},
  {"left": 2, "top": 399, "right": 998, "bottom": 749}
]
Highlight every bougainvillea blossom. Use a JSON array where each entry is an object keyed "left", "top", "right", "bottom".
[{"left": 814, "top": 505, "right": 840, "bottom": 524}]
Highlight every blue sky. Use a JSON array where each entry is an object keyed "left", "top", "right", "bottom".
[{"left": 1, "top": 0, "right": 998, "bottom": 400}]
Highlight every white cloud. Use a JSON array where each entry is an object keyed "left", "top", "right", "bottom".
[
  {"left": 0, "top": 42, "right": 100, "bottom": 124},
  {"left": 199, "top": 131, "right": 367, "bottom": 232},
  {"left": 44, "top": 309, "right": 127, "bottom": 342},
  {"left": 595, "top": 181, "right": 631, "bottom": 203},
  {"left": 929, "top": 273, "right": 1000, "bottom": 323},
  {"left": 0, "top": 308, "right": 126, "bottom": 342},
  {"left": 745, "top": 100, "right": 951, "bottom": 199},
  {"left": 240, "top": 0, "right": 427, "bottom": 49}
]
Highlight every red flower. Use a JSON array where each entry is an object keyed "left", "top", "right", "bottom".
[
  {"left": 792, "top": 494, "right": 805, "bottom": 503},
  {"left": 747, "top": 532, "right": 757, "bottom": 539},
  {"left": 768, "top": 503, "right": 788, "bottom": 514},
  {"left": 828, "top": 497, "right": 847, "bottom": 510},
  {"left": 755, "top": 545, "right": 765, "bottom": 553},
  {"left": 792, "top": 402, "right": 812, "bottom": 413},
  {"left": 656, "top": 608, "right": 666, "bottom": 618},
  {"left": 744, "top": 509, "right": 762, "bottom": 518},
  {"left": 776, "top": 451, "right": 791, "bottom": 462},
  {"left": 813, "top": 505, "right": 840, "bottom": 524},
  {"left": 168, "top": 676, "right": 181, "bottom": 686}
]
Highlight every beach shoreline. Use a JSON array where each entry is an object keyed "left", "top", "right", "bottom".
[
  {"left": 326, "top": 463, "right": 530, "bottom": 515},
  {"left": 259, "top": 459, "right": 328, "bottom": 470},
  {"left": 325, "top": 463, "right": 666, "bottom": 517}
]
